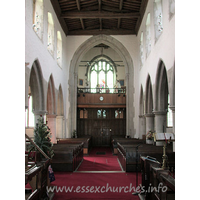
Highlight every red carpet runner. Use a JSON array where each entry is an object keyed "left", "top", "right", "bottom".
[
  {"left": 77, "top": 147, "right": 122, "bottom": 172},
  {"left": 50, "top": 147, "right": 141, "bottom": 199},
  {"left": 51, "top": 172, "right": 141, "bottom": 200}
]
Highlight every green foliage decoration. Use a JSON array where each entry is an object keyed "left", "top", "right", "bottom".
[{"left": 29, "top": 116, "right": 54, "bottom": 159}]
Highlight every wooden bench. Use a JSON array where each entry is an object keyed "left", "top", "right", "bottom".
[
  {"left": 116, "top": 141, "right": 175, "bottom": 172},
  {"left": 111, "top": 137, "right": 144, "bottom": 155},
  {"left": 57, "top": 137, "right": 92, "bottom": 155},
  {"left": 51, "top": 143, "right": 83, "bottom": 172}
]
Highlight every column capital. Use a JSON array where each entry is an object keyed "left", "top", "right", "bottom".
[
  {"left": 145, "top": 113, "right": 155, "bottom": 117},
  {"left": 47, "top": 114, "right": 57, "bottom": 118},
  {"left": 139, "top": 115, "right": 145, "bottom": 118},
  {"left": 169, "top": 106, "right": 175, "bottom": 111},
  {"left": 153, "top": 110, "right": 167, "bottom": 115},
  {"left": 33, "top": 110, "right": 47, "bottom": 115}
]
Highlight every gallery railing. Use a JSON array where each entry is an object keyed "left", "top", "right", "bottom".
[{"left": 77, "top": 87, "right": 126, "bottom": 94}]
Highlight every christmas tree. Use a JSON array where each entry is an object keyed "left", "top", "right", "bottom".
[{"left": 29, "top": 116, "right": 54, "bottom": 159}]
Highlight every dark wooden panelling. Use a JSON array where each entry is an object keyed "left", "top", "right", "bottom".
[{"left": 77, "top": 108, "right": 126, "bottom": 146}]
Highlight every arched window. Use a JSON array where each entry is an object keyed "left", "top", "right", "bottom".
[
  {"left": 33, "top": 0, "right": 43, "bottom": 39},
  {"left": 146, "top": 13, "right": 151, "bottom": 57},
  {"left": 57, "top": 31, "right": 62, "bottom": 67},
  {"left": 169, "top": 0, "right": 175, "bottom": 17},
  {"left": 89, "top": 57, "right": 116, "bottom": 93},
  {"left": 140, "top": 32, "right": 144, "bottom": 67},
  {"left": 47, "top": 12, "right": 54, "bottom": 55},
  {"left": 154, "top": 0, "right": 163, "bottom": 40}
]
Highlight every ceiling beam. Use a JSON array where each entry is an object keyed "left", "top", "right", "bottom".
[
  {"left": 61, "top": 11, "right": 140, "bottom": 19},
  {"left": 67, "top": 29, "right": 135, "bottom": 35},
  {"left": 50, "top": 0, "right": 69, "bottom": 36},
  {"left": 135, "top": 0, "right": 149, "bottom": 35},
  {"left": 76, "top": 0, "right": 85, "bottom": 30},
  {"left": 98, "top": 0, "right": 102, "bottom": 11},
  {"left": 118, "top": 0, "right": 124, "bottom": 29}
]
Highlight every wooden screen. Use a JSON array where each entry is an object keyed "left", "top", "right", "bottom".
[{"left": 77, "top": 108, "right": 126, "bottom": 146}]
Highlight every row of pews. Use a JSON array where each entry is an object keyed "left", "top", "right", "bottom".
[
  {"left": 111, "top": 137, "right": 175, "bottom": 173},
  {"left": 139, "top": 156, "right": 175, "bottom": 200},
  {"left": 51, "top": 137, "right": 92, "bottom": 172}
]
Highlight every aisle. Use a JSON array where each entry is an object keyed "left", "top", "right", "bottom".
[
  {"left": 77, "top": 147, "right": 122, "bottom": 172},
  {"left": 51, "top": 172, "right": 141, "bottom": 200}
]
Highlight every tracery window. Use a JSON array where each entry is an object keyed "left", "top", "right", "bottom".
[{"left": 89, "top": 57, "right": 115, "bottom": 93}]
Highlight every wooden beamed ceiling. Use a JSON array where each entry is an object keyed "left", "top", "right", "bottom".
[{"left": 50, "top": 0, "right": 149, "bottom": 36}]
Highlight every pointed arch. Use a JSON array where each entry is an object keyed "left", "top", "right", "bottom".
[
  {"left": 68, "top": 34, "right": 134, "bottom": 137},
  {"left": 47, "top": 74, "right": 56, "bottom": 115},
  {"left": 145, "top": 74, "right": 153, "bottom": 114},
  {"left": 57, "top": 84, "right": 64, "bottom": 116},
  {"left": 155, "top": 60, "right": 168, "bottom": 112},
  {"left": 139, "top": 85, "right": 144, "bottom": 115},
  {"left": 29, "top": 59, "right": 45, "bottom": 112}
]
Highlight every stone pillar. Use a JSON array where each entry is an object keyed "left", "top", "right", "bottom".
[
  {"left": 33, "top": 110, "right": 47, "bottom": 126},
  {"left": 145, "top": 113, "right": 154, "bottom": 133},
  {"left": 47, "top": 114, "right": 57, "bottom": 144},
  {"left": 139, "top": 115, "right": 146, "bottom": 139},
  {"left": 154, "top": 111, "right": 167, "bottom": 133},
  {"left": 56, "top": 115, "right": 64, "bottom": 139}
]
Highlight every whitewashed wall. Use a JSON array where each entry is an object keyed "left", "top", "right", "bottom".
[{"left": 25, "top": 0, "right": 175, "bottom": 139}]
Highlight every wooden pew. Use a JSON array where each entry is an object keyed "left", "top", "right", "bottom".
[
  {"left": 116, "top": 141, "right": 175, "bottom": 172},
  {"left": 57, "top": 137, "right": 92, "bottom": 155},
  {"left": 150, "top": 166, "right": 175, "bottom": 200},
  {"left": 138, "top": 156, "right": 175, "bottom": 200},
  {"left": 139, "top": 156, "right": 161, "bottom": 200},
  {"left": 51, "top": 143, "right": 84, "bottom": 172},
  {"left": 111, "top": 137, "right": 144, "bottom": 155}
]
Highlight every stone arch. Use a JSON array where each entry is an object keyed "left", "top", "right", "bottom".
[
  {"left": 68, "top": 34, "right": 134, "bottom": 137},
  {"left": 145, "top": 74, "right": 154, "bottom": 133},
  {"left": 155, "top": 60, "right": 168, "bottom": 112},
  {"left": 139, "top": 85, "right": 146, "bottom": 138},
  {"left": 56, "top": 84, "right": 64, "bottom": 139},
  {"left": 46, "top": 74, "right": 57, "bottom": 143},
  {"left": 47, "top": 74, "right": 56, "bottom": 115},
  {"left": 139, "top": 85, "right": 144, "bottom": 116},
  {"left": 154, "top": 60, "right": 169, "bottom": 133},
  {"left": 57, "top": 84, "right": 64, "bottom": 116},
  {"left": 145, "top": 74, "right": 153, "bottom": 114},
  {"left": 29, "top": 59, "right": 45, "bottom": 113}
]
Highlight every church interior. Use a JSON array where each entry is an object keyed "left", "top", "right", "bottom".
[{"left": 23, "top": 0, "right": 179, "bottom": 199}]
